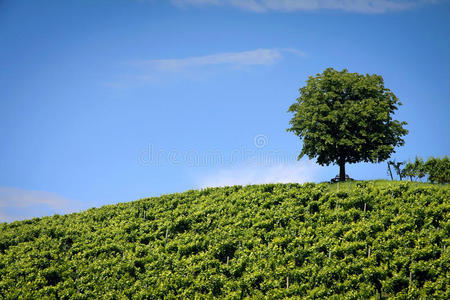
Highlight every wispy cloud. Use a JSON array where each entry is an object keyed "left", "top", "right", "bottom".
[
  {"left": 0, "top": 187, "right": 81, "bottom": 222},
  {"left": 117, "top": 48, "right": 305, "bottom": 85},
  {"left": 133, "top": 48, "right": 304, "bottom": 72},
  {"left": 171, "top": 0, "right": 443, "bottom": 13},
  {"left": 194, "top": 160, "right": 321, "bottom": 188}
]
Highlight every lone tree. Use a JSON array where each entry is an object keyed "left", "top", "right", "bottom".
[{"left": 287, "top": 68, "right": 408, "bottom": 181}]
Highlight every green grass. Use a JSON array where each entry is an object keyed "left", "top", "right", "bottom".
[{"left": 326, "top": 179, "right": 443, "bottom": 193}]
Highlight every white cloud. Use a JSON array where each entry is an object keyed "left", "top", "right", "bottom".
[
  {"left": 0, "top": 187, "right": 81, "bottom": 222},
  {"left": 133, "top": 48, "right": 304, "bottom": 72},
  {"left": 195, "top": 160, "right": 321, "bottom": 188},
  {"left": 120, "top": 48, "right": 304, "bottom": 84},
  {"left": 171, "top": 0, "right": 441, "bottom": 13},
  {"left": 172, "top": 0, "right": 221, "bottom": 5}
]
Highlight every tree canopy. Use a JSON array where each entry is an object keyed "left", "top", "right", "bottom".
[{"left": 287, "top": 68, "right": 408, "bottom": 181}]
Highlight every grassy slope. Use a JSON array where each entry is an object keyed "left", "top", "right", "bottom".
[
  {"left": 0, "top": 181, "right": 448, "bottom": 299},
  {"left": 327, "top": 180, "right": 435, "bottom": 193}
]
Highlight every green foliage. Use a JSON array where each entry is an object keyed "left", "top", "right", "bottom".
[
  {"left": 425, "top": 156, "right": 450, "bottom": 184},
  {"left": 287, "top": 68, "right": 408, "bottom": 180},
  {"left": 0, "top": 182, "right": 448, "bottom": 299},
  {"left": 400, "top": 156, "right": 449, "bottom": 184},
  {"left": 403, "top": 156, "right": 426, "bottom": 182}
]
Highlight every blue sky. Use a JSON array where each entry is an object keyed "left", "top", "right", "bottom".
[{"left": 1, "top": 0, "right": 449, "bottom": 222}]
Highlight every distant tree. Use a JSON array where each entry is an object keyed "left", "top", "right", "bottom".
[
  {"left": 402, "top": 160, "right": 415, "bottom": 181},
  {"left": 388, "top": 160, "right": 405, "bottom": 181},
  {"left": 413, "top": 156, "right": 426, "bottom": 181},
  {"left": 401, "top": 157, "right": 425, "bottom": 181},
  {"left": 287, "top": 68, "right": 408, "bottom": 181},
  {"left": 425, "top": 156, "right": 449, "bottom": 184},
  {"left": 387, "top": 162, "right": 394, "bottom": 180}
]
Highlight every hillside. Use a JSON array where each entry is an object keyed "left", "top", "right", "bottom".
[{"left": 0, "top": 181, "right": 448, "bottom": 299}]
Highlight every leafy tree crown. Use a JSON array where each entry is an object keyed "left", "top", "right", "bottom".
[{"left": 287, "top": 68, "right": 408, "bottom": 166}]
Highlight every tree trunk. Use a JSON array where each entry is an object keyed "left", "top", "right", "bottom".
[
  {"left": 387, "top": 162, "right": 393, "bottom": 180},
  {"left": 339, "top": 162, "right": 346, "bottom": 181}
]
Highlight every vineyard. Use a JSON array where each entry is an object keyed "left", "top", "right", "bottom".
[{"left": 0, "top": 181, "right": 448, "bottom": 299}]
